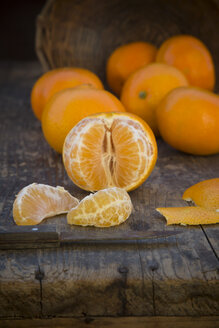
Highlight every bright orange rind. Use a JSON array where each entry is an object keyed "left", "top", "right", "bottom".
[
  {"left": 107, "top": 41, "right": 157, "bottom": 95},
  {"left": 42, "top": 87, "right": 126, "bottom": 153},
  {"left": 156, "top": 35, "right": 215, "bottom": 90},
  {"left": 31, "top": 67, "right": 104, "bottom": 121},
  {"left": 183, "top": 178, "right": 219, "bottom": 211},
  {"left": 156, "top": 206, "right": 219, "bottom": 225},
  {"left": 120, "top": 63, "right": 188, "bottom": 135}
]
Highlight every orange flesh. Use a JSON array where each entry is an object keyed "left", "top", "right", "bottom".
[
  {"left": 67, "top": 187, "right": 132, "bottom": 227},
  {"left": 157, "top": 207, "right": 219, "bottom": 225},
  {"left": 13, "top": 183, "right": 79, "bottom": 225},
  {"left": 63, "top": 112, "right": 157, "bottom": 191}
]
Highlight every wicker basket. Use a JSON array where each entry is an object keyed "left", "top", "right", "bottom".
[{"left": 36, "top": 0, "right": 219, "bottom": 86}]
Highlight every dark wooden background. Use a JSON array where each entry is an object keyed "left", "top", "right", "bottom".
[{"left": 0, "top": 0, "right": 45, "bottom": 61}]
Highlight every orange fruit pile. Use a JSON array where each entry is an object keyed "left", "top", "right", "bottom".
[
  {"left": 63, "top": 112, "right": 157, "bottom": 191},
  {"left": 67, "top": 187, "right": 132, "bottom": 227},
  {"left": 31, "top": 34, "right": 218, "bottom": 157},
  {"left": 157, "top": 178, "right": 219, "bottom": 225}
]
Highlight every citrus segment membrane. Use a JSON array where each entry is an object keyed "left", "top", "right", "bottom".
[
  {"left": 156, "top": 207, "right": 219, "bottom": 225},
  {"left": 13, "top": 183, "right": 79, "bottom": 225},
  {"left": 183, "top": 178, "right": 219, "bottom": 211},
  {"left": 63, "top": 113, "right": 157, "bottom": 191},
  {"left": 67, "top": 187, "right": 132, "bottom": 227}
]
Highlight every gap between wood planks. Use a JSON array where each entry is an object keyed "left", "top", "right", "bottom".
[
  {"left": 0, "top": 316, "right": 218, "bottom": 328},
  {"left": 200, "top": 226, "right": 219, "bottom": 262}
]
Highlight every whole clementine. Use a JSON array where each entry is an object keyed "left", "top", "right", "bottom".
[
  {"left": 156, "top": 35, "right": 215, "bottom": 91},
  {"left": 106, "top": 42, "right": 157, "bottom": 96},
  {"left": 42, "top": 87, "right": 126, "bottom": 153},
  {"left": 31, "top": 67, "right": 104, "bottom": 120},
  {"left": 120, "top": 63, "right": 188, "bottom": 135},
  {"left": 156, "top": 87, "right": 219, "bottom": 155}
]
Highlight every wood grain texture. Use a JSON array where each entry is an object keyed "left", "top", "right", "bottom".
[
  {"left": 0, "top": 62, "right": 218, "bottom": 318},
  {"left": 0, "top": 248, "right": 41, "bottom": 317},
  {"left": 36, "top": 0, "right": 219, "bottom": 90},
  {"left": 1, "top": 317, "right": 219, "bottom": 328}
]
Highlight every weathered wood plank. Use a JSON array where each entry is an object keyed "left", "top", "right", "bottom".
[
  {"left": 0, "top": 249, "right": 41, "bottom": 318},
  {"left": 36, "top": 243, "right": 154, "bottom": 316},
  {"left": 1, "top": 316, "right": 219, "bottom": 328}
]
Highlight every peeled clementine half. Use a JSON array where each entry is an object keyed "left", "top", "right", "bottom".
[
  {"left": 67, "top": 187, "right": 132, "bottom": 227},
  {"left": 13, "top": 183, "right": 79, "bottom": 225},
  {"left": 120, "top": 63, "right": 188, "bottom": 135},
  {"left": 31, "top": 67, "right": 104, "bottom": 120},
  {"left": 42, "top": 87, "right": 126, "bottom": 153},
  {"left": 156, "top": 87, "right": 219, "bottom": 155},
  {"left": 156, "top": 207, "right": 219, "bottom": 225},
  {"left": 183, "top": 178, "right": 219, "bottom": 211},
  {"left": 156, "top": 35, "right": 215, "bottom": 91},
  {"left": 63, "top": 112, "right": 157, "bottom": 191},
  {"left": 106, "top": 42, "right": 157, "bottom": 95}
]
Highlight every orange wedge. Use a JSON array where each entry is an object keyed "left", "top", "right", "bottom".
[
  {"left": 63, "top": 112, "right": 157, "bottom": 191},
  {"left": 183, "top": 178, "right": 219, "bottom": 211},
  {"left": 156, "top": 207, "right": 219, "bottom": 225},
  {"left": 67, "top": 187, "right": 132, "bottom": 227},
  {"left": 13, "top": 183, "right": 79, "bottom": 225}
]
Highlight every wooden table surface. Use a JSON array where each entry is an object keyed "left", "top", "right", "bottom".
[{"left": 0, "top": 62, "right": 219, "bottom": 327}]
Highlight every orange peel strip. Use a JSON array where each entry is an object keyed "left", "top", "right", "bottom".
[{"left": 156, "top": 206, "right": 219, "bottom": 225}]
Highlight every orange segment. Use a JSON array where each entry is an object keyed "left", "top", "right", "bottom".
[
  {"left": 31, "top": 67, "right": 104, "bottom": 120},
  {"left": 156, "top": 207, "right": 219, "bottom": 225},
  {"left": 13, "top": 183, "right": 79, "bottom": 225},
  {"left": 67, "top": 187, "right": 132, "bottom": 227},
  {"left": 63, "top": 112, "right": 157, "bottom": 191},
  {"left": 120, "top": 63, "right": 188, "bottom": 135},
  {"left": 183, "top": 178, "right": 219, "bottom": 210}
]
